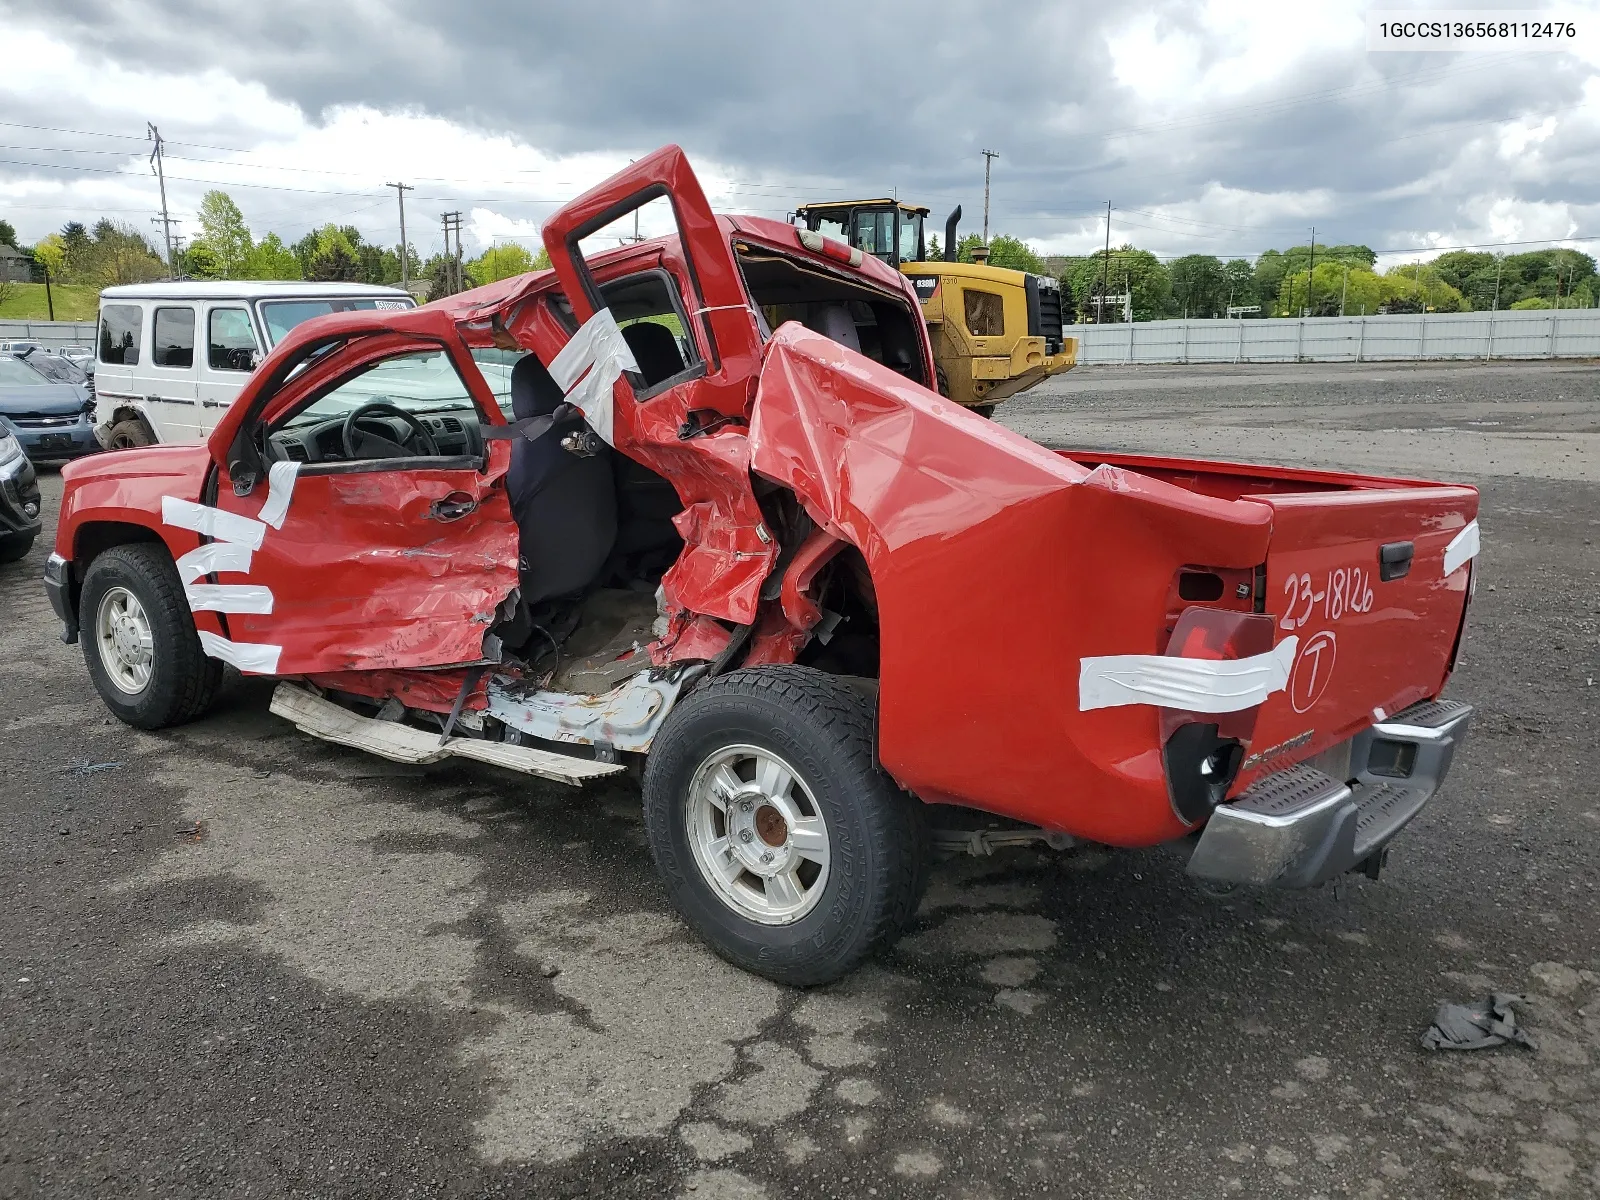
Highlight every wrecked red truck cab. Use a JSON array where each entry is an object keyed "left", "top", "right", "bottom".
[{"left": 44, "top": 146, "right": 1478, "bottom": 985}]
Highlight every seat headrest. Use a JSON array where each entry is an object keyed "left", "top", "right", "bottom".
[
  {"left": 620, "top": 321, "right": 686, "bottom": 387},
  {"left": 510, "top": 353, "right": 566, "bottom": 420}
]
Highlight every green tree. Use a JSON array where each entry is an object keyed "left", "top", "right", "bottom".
[
  {"left": 1509, "top": 296, "right": 1552, "bottom": 310},
  {"left": 241, "top": 233, "right": 302, "bottom": 281},
  {"left": 192, "top": 190, "right": 252, "bottom": 278},
  {"left": 32, "top": 233, "right": 67, "bottom": 279},
  {"left": 1062, "top": 245, "right": 1172, "bottom": 321},
  {"left": 466, "top": 243, "right": 539, "bottom": 285},
  {"left": 0, "top": 219, "right": 16, "bottom": 248},
  {"left": 78, "top": 223, "right": 166, "bottom": 286},
  {"left": 1222, "top": 258, "right": 1258, "bottom": 314},
  {"left": 1380, "top": 263, "right": 1466, "bottom": 312},
  {"left": 1279, "top": 263, "right": 1386, "bottom": 316},
  {"left": 180, "top": 241, "right": 221, "bottom": 279},
  {"left": 1168, "top": 254, "right": 1227, "bottom": 317},
  {"left": 305, "top": 225, "right": 359, "bottom": 282},
  {"left": 955, "top": 232, "right": 1043, "bottom": 273}
]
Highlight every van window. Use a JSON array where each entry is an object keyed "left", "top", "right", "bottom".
[
  {"left": 153, "top": 307, "right": 196, "bottom": 368},
  {"left": 208, "top": 307, "right": 257, "bottom": 372},
  {"left": 99, "top": 304, "right": 143, "bottom": 365}
]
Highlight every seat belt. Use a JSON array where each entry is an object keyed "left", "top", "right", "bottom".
[{"left": 480, "top": 403, "right": 578, "bottom": 444}]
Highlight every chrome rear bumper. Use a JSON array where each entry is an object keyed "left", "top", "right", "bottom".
[{"left": 1186, "top": 698, "right": 1473, "bottom": 888}]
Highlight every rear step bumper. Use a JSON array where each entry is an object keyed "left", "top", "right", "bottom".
[{"left": 1186, "top": 698, "right": 1473, "bottom": 888}]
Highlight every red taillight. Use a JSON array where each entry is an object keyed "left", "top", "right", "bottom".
[{"left": 1161, "top": 608, "right": 1279, "bottom": 824}]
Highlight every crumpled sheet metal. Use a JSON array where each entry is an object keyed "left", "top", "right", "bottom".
[
  {"left": 1421, "top": 994, "right": 1537, "bottom": 1052},
  {"left": 746, "top": 325, "right": 1277, "bottom": 844}
]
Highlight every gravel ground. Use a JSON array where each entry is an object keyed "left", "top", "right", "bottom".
[{"left": 2, "top": 359, "right": 1598, "bottom": 1199}]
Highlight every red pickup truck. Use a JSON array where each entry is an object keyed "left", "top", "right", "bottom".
[{"left": 44, "top": 147, "right": 1478, "bottom": 985}]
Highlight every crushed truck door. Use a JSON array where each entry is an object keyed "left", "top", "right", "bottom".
[{"left": 190, "top": 328, "right": 517, "bottom": 676}]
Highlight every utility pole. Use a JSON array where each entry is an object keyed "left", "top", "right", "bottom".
[
  {"left": 981, "top": 149, "right": 1000, "bottom": 244},
  {"left": 1491, "top": 257, "right": 1504, "bottom": 311},
  {"left": 147, "top": 123, "right": 176, "bottom": 279},
  {"left": 1099, "top": 201, "right": 1112, "bottom": 323},
  {"left": 1306, "top": 227, "right": 1315, "bottom": 317},
  {"left": 387, "top": 182, "right": 413, "bottom": 291},
  {"left": 1340, "top": 261, "right": 1349, "bottom": 316},
  {"left": 440, "top": 211, "right": 464, "bottom": 295}
]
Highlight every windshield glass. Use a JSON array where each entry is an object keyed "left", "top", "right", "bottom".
[
  {"left": 258, "top": 296, "right": 414, "bottom": 346},
  {"left": 280, "top": 349, "right": 472, "bottom": 430},
  {"left": 897, "top": 213, "right": 923, "bottom": 264},
  {"left": 24, "top": 355, "right": 87, "bottom": 384},
  {"left": 0, "top": 356, "right": 48, "bottom": 386}
]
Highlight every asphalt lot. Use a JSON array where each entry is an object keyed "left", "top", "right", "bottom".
[{"left": 2, "top": 358, "right": 1598, "bottom": 1198}]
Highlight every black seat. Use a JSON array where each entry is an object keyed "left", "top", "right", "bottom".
[
  {"left": 505, "top": 354, "right": 616, "bottom": 608},
  {"left": 621, "top": 322, "right": 686, "bottom": 387}
]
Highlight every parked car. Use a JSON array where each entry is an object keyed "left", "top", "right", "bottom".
[
  {"left": 0, "top": 352, "right": 98, "bottom": 462},
  {"left": 44, "top": 147, "right": 1479, "bottom": 986},
  {"left": 0, "top": 427, "right": 41, "bottom": 563},
  {"left": 92, "top": 282, "right": 415, "bottom": 448},
  {"left": 12, "top": 346, "right": 90, "bottom": 388}
]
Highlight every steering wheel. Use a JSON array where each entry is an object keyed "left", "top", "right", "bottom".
[{"left": 340, "top": 402, "right": 440, "bottom": 460}]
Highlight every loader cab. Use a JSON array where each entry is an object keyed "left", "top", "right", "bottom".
[{"left": 795, "top": 201, "right": 929, "bottom": 270}]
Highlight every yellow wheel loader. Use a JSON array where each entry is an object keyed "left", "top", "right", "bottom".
[{"left": 794, "top": 200, "right": 1076, "bottom": 415}]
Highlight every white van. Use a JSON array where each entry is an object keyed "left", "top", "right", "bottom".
[{"left": 93, "top": 282, "right": 415, "bottom": 447}]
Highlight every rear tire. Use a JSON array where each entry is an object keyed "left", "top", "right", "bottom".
[
  {"left": 0, "top": 534, "right": 34, "bottom": 564},
  {"left": 970, "top": 404, "right": 996, "bottom": 419},
  {"left": 79, "top": 544, "right": 222, "bottom": 729},
  {"left": 108, "top": 418, "right": 153, "bottom": 449},
  {"left": 643, "top": 665, "right": 928, "bottom": 986}
]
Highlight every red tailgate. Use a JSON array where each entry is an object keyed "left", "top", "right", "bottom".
[{"left": 1242, "top": 483, "right": 1478, "bottom": 785}]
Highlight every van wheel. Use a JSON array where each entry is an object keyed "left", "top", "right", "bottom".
[
  {"left": 79, "top": 544, "right": 222, "bottom": 729},
  {"left": 643, "top": 665, "right": 928, "bottom": 986},
  {"left": 108, "top": 418, "right": 153, "bottom": 449}
]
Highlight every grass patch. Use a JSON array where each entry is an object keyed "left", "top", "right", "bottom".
[{"left": 0, "top": 283, "right": 101, "bottom": 321}]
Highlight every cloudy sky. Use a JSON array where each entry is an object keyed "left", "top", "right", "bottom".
[{"left": 3, "top": 0, "right": 1599, "bottom": 269}]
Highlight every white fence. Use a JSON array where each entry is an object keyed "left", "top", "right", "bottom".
[
  {"left": 0, "top": 319, "right": 97, "bottom": 351},
  {"left": 1062, "top": 308, "right": 1600, "bottom": 365}
]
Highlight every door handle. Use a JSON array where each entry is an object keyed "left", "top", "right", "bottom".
[{"left": 427, "top": 493, "right": 478, "bottom": 522}]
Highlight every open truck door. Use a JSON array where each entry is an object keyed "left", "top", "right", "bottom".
[
  {"left": 540, "top": 144, "right": 765, "bottom": 430},
  {"left": 191, "top": 311, "right": 518, "bottom": 676}
]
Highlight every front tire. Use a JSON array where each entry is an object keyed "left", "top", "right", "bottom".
[
  {"left": 643, "top": 666, "right": 928, "bottom": 986},
  {"left": 79, "top": 544, "right": 222, "bottom": 729},
  {"left": 0, "top": 534, "right": 34, "bottom": 564}
]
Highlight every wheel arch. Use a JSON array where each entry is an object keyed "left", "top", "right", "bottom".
[{"left": 66, "top": 520, "right": 168, "bottom": 619}]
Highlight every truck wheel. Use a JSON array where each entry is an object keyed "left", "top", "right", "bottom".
[
  {"left": 108, "top": 418, "right": 153, "bottom": 449},
  {"left": 79, "top": 544, "right": 222, "bottom": 729},
  {"left": 0, "top": 534, "right": 34, "bottom": 564},
  {"left": 642, "top": 665, "right": 928, "bottom": 986},
  {"left": 970, "top": 404, "right": 996, "bottom": 419}
]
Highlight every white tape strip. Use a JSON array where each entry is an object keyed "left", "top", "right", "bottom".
[
  {"left": 1443, "top": 519, "right": 1480, "bottom": 577},
  {"left": 161, "top": 496, "right": 266, "bottom": 551},
  {"left": 258, "top": 460, "right": 301, "bottom": 530},
  {"left": 174, "top": 541, "right": 254, "bottom": 585},
  {"left": 197, "top": 630, "right": 282, "bottom": 674},
  {"left": 547, "top": 308, "right": 640, "bottom": 446},
  {"left": 1079, "top": 636, "right": 1299, "bottom": 714},
  {"left": 183, "top": 583, "right": 275, "bottom": 615}
]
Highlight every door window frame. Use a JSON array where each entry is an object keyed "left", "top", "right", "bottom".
[
  {"left": 151, "top": 305, "right": 199, "bottom": 371},
  {"left": 204, "top": 304, "right": 260, "bottom": 374},
  {"left": 547, "top": 266, "right": 707, "bottom": 401}
]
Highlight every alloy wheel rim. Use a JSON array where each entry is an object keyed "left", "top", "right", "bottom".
[
  {"left": 95, "top": 586, "right": 154, "bottom": 695},
  {"left": 685, "top": 743, "right": 831, "bottom": 925}
]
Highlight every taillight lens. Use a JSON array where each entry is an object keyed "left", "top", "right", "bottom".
[{"left": 1161, "top": 608, "right": 1278, "bottom": 825}]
